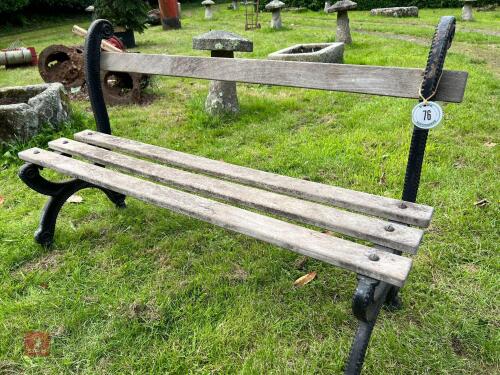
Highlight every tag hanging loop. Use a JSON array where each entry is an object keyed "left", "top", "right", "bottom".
[{"left": 418, "top": 69, "right": 444, "bottom": 106}]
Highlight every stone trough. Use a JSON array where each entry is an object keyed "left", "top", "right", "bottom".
[
  {"left": 268, "top": 42, "right": 344, "bottom": 63},
  {"left": 0, "top": 83, "right": 70, "bottom": 143}
]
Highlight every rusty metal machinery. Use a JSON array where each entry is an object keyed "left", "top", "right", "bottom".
[
  {"left": 38, "top": 43, "right": 150, "bottom": 105},
  {"left": 38, "top": 45, "right": 85, "bottom": 88},
  {"left": 100, "top": 70, "right": 150, "bottom": 105},
  {"left": 1, "top": 47, "right": 37, "bottom": 68}
]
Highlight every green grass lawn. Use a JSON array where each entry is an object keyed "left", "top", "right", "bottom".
[{"left": 1, "top": 4, "right": 499, "bottom": 374}]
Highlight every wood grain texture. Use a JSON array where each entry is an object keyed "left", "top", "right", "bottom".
[
  {"left": 74, "top": 131, "right": 434, "bottom": 227},
  {"left": 100, "top": 52, "right": 467, "bottom": 102},
  {"left": 49, "top": 138, "right": 424, "bottom": 253},
  {"left": 19, "top": 148, "right": 412, "bottom": 287}
]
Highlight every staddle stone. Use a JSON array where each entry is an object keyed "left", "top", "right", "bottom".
[
  {"left": 327, "top": 0, "right": 357, "bottom": 44},
  {"left": 202, "top": 0, "right": 215, "bottom": 19},
  {"left": 461, "top": 0, "right": 476, "bottom": 21},
  {"left": 193, "top": 30, "right": 254, "bottom": 52},
  {"left": 193, "top": 31, "right": 253, "bottom": 115},
  {"left": 265, "top": 0, "right": 286, "bottom": 29},
  {"left": 327, "top": 0, "right": 357, "bottom": 12}
]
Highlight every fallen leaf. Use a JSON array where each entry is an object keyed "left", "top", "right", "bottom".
[
  {"left": 294, "top": 271, "right": 317, "bottom": 287},
  {"left": 484, "top": 141, "right": 496, "bottom": 148},
  {"left": 474, "top": 198, "right": 489, "bottom": 207},
  {"left": 67, "top": 194, "right": 83, "bottom": 203},
  {"left": 0, "top": 196, "right": 4, "bottom": 205}
]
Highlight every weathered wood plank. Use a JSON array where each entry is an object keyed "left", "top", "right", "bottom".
[
  {"left": 19, "top": 148, "right": 412, "bottom": 287},
  {"left": 101, "top": 52, "right": 467, "bottom": 102},
  {"left": 49, "top": 138, "right": 424, "bottom": 253},
  {"left": 75, "top": 131, "right": 434, "bottom": 227}
]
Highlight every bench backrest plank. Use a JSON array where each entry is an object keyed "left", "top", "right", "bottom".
[{"left": 101, "top": 52, "right": 467, "bottom": 102}]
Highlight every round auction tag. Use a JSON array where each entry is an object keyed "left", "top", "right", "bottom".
[{"left": 411, "top": 101, "right": 443, "bottom": 129}]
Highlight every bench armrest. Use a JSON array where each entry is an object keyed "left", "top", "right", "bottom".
[
  {"left": 402, "top": 16, "right": 458, "bottom": 203},
  {"left": 84, "top": 19, "right": 113, "bottom": 134}
]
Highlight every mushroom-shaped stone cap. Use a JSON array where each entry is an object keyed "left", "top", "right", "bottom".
[
  {"left": 265, "top": 0, "right": 285, "bottom": 10},
  {"left": 202, "top": 0, "right": 215, "bottom": 5},
  {"left": 327, "top": 0, "right": 357, "bottom": 12},
  {"left": 193, "top": 30, "right": 253, "bottom": 52}
]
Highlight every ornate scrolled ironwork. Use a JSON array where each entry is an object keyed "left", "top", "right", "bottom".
[
  {"left": 402, "top": 16, "right": 456, "bottom": 204},
  {"left": 84, "top": 19, "right": 114, "bottom": 134},
  {"left": 19, "top": 162, "right": 125, "bottom": 246}
]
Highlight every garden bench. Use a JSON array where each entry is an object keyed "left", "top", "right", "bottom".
[{"left": 18, "top": 17, "right": 467, "bottom": 374}]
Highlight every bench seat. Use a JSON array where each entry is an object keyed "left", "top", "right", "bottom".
[{"left": 19, "top": 131, "right": 433, "bottom": 288}]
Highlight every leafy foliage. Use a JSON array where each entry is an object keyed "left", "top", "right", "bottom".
[
  {"left": 0, "top": 0, "right": 90, "bottom": 15},
  {"left": 0, "top": 0, "right": 30, "bottom": 14},
  {"left": 29, "top": 0, "right": 91, "bottom": 10},
  {"left": 94, "top": 0, "right": 149, "bottom": 33},
  {"left": 257, "top": 0, "right": 498, "bottom": 11}
]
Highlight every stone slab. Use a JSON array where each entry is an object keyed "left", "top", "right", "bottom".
[
  {"left": 370, "top": 6, "right": 418, "bottom": 17},
  {"left": 193, "top": 30, "right": 253, "bottom": 52}
]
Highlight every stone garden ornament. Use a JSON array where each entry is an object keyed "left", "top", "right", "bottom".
[
  {"left": 192, "top": 30, "right": 253, "bottom": 115},
  {"left": 327, "top": 0, "right": 357, "bottom": 44},
  {"left": 461, "top": 0, "right": 476, "bottom": 21},
  {"left": 202, "top": 0, "right": 215, "bottom": 19},
  {"left": 265, "top": 0, "right": 285, "bottom": 29}
]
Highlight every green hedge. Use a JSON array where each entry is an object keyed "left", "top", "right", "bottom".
[
  {"left": 94, "top": 0, "right": 149, "bottom": 32},
  {"left": 263, "top": 0, "right": 497, "bottom": 11},
  {"left": 29, "top": 0, "right": 90, "bottom": 9},
  {"left": 0, "top": 0, "right": 30, "bottom": 14},
  {"left": 1, "top": 0, "right": 91, "bottom": 15},
  {"left": 2, "top": 0, "right": 498, "bottom": 18}
]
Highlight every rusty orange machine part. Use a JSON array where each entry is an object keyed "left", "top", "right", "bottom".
[{"left": 158, "top": 0, "right": 181, "bottom": 30}]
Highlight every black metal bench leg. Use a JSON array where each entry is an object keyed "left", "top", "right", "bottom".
[
  {"left": 384, "top": 286, "right": 403, "bottom": 311},
  {"left": 19, "top": 163, "right": 125, "bottom": 246},
  {"left": 344, "top": 276, "right": 392, "bottom": 375},
  {"left": 345, "top": 318, "right": 377, "bottom": 375}
]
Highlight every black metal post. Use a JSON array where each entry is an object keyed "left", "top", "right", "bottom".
[
  {"left": 84, "top": 19, "right": 114, "bottom": 134},
  {"left": 345, "top": 16, "right": 457, "bottom": 374}
]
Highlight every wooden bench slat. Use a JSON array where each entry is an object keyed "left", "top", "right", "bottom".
[
  {"left": 74, "top": 131, "right": 434, "bottom": 227},
  {"left": 19, "top": 148, "right": 412, "bottom": 287},
  {"left": 49, "top": 138, "right": 424, "bottom": 253},
  {"left": 101, "top": 52, "right": 467, "bottom": 103}
]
